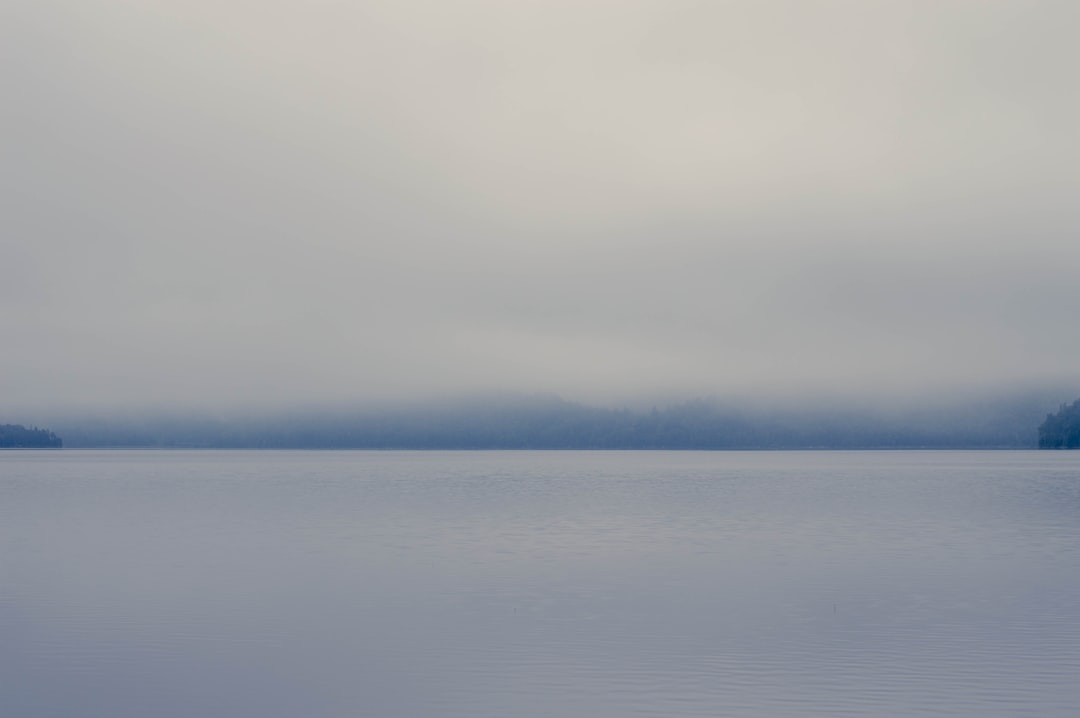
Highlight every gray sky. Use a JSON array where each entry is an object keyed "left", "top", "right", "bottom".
[{"left": 4, "top": 0, "right": 1079, "bottom": 411}]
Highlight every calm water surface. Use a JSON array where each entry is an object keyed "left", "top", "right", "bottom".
[{"left": 2, "top": 450, "right": 1079, "bottom": 717}]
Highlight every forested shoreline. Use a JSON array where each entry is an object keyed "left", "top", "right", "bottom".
[
  {"left": 47, "top": 393, "right": 1052, "bottom": 450},
  {"left": 1038, "top": 399, "right": 1080, "bottom": 448},
  {"left": 0, "top": 424, "right": 62, "bottom": 448}
]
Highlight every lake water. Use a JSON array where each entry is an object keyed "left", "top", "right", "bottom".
[{"left": 2, "top": 450, "right": 1079, "bottom": 717}]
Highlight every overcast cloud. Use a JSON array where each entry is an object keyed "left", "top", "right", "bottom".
[{"left": 3, "top": 0, "right": 1079, "bottom": 411}]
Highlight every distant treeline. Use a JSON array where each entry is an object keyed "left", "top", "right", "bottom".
[
  {"left": 0, "top": 424, "right": 62, "bottom": 448},
  {"left": 51, "top": 394, "right": 1051, "bottom": 449},
  {"left": 1038, "top": 399, "right": 1080, "bottom": 448}
]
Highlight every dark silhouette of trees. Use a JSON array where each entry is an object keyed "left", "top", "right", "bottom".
[
  {"left": 1038, "top": 399, "right": 1080, "bottom": 448},
  {"left": 0, "top": 424, "right": 62, "bottom": 448}
]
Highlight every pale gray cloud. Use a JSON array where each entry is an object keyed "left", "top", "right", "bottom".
[{"left": 3, "top": 0, "right": 1078, "bottom": 410}]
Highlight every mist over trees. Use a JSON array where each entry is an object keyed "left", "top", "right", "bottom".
[
  {"left": 0, "top": 424, "right": 62, "bottom": 448},
  {"left": 1038, "top": 399, "right": 1080, "bottom": 448},
  {"left": 49, "top": 393, "right": 1051, "bottom": 450}
]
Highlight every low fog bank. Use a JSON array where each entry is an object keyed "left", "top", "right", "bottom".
[
  {"left": 43, "top": 388, "right": 1066, "bottom": 450},
  {"left": 6, "top": 2, "right": 1080, "bottom": 422}
]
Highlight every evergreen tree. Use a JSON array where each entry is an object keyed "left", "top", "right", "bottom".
[
  {"left": 0, "top": 424, "right": 63, "bottom": 448},
  {"left": 1038, "top": 399, "right": 1080, "bottom": 449}
]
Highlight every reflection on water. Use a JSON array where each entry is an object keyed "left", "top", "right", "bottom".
[{"left": 3, "top": 450, "right": 1080, "bottom": 717}]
